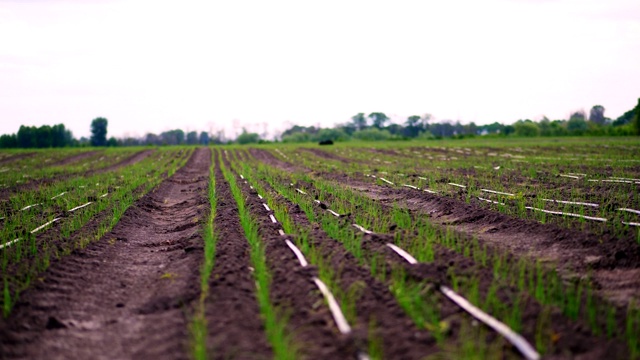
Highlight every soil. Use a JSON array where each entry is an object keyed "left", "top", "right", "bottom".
[
  {"left": 242, "top": 158, "right": 439, "bottom": 359},
  {"left": 0, "top": 148, "right": 209, "bottom": 359},
  {"left": 204, "top": 151, "right": 272, "bottom": 359},
  {"left": 299, "top": 148, "right": 351, "bottom": 163},
  {"left": 48, "top": 150, "right": 103, "bottom": 167},
  {"left": 0, "top": 149, "right": 156, "bottom": 201},
  {"left": 251, "top": 148, "right": 640, "bottom": 309},
  {"left": 0, "top": 152, "right": 35, "bottom": 166}
]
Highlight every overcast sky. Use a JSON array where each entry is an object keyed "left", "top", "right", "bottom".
[{"left": 1, "top": 0, "right": 639, "bottom": 139}]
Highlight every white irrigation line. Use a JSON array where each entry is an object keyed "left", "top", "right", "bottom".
[
  {"left": 542, "top": 199, "right": 599, "bottom": 208},
  {"left": 448, "top": 182, "right": 466, "bottom": 189},
  {"left": 386, "top": 243, "right": 418, "bottom": 264},
  {"left": 424, "top": 189, "right": 438, "bottom": 194},
  {"left": 285, "top": 239, "right": 309, "bottom": 267},
  {"left": 250, "top": 185, "right": 254, "bottom": 190},
  {"left": 240, "top": 174, "right": 244, "bottom": 179},
  {"left": 51, "top": 192, "right": 67, "bottom": 200},
  {"left": 278, "top": 229, "right": 285, "bottom": 236},
  {"left": 379, "top": 177, "right": 394, "bottom": 185},
  {"left": 478, "top": 197, "right": 505, "bottom": 205},
  {"left": 100, "top": 193, "right": 109, "bottom": 198},
  {"left": 440, "top": 286, "right": 540, "bottom": 360},
  {"left": 352, "top": 223, "right": 373, "bottom": 234},
  {"left": 68, "top": 202, "right": 93, "bottom": 213},
  {"left": 313, "top": 278, "right": 352, "bottom": 334},
  {"left": 559, "top": 174, "right": 580, "bottom": 179},
  {"left": 258, "top": 194, "right": 263, "bottom": 199},
  {"left": 588, "top": 179, "right": 640, "bottom": 184},
  {"left": 610, "top": 176, "right": 640, "bottom": 182},
  {"left": 20, "top": 203, "right": 42, "bottom": 211},
  {"left": 387, "top": 240, "right": 541, "bottom": 360},
  {"left": 262, "top": 203, "right": 271, "bottom": 212},
  {"left": 402, "top": 184, "right": 419, "bottom": 190},
  {"left": 0, "top": 238, "right": 21, "bottom": 250},
  {"left": 327, "top": 209, "right": 341, "bottom": 217},
  {"left": 481, "top": 189, "right": 514, "bottom": 196},
  {"left": 31, "top": 218, "right": 61, "bottom": 234},
  {"left": 618, "top": 208, "right": 640, "bottom": 215},
  {"left": 623, "top": 221, "right": 640, "bottom": 227},
  {"left": 525, "top": 207, "right": 607, "bottom": 222},
  {"left": 296, "top": 188, "right": 307, "bottom": 195},
  {"left": 567, "top": 172, "right": 587, "bottom": 177},
  {"left": 269, "top": 214, "right": 278, "bottom": 224}
]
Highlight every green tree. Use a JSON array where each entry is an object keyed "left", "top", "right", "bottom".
[
  {"left": 633, "top": 98, "right": 640, "bottom": 135},
  {"left": 199, "top": 131, "right": 209, "bottom": 145},
  {"left": 589, "top": 105, "right": 606, "bottom": 125},
  {"left": 90, "top": 117, "right": 108, "bottom": 146},
  {"left": 368, "top": 112, "right": 389, "bottom": 129},
  {"left": 237, "top": 128, "right": 260, "bottom": 144},
  {"left": 351, "top": 113, "right": 367, "bottom": 130},
  {"left": 514, "top": 120, "right": 539, "bottom": 137},
  {"left": 186, "top": 131, "right": 198, "bottom": 145}
]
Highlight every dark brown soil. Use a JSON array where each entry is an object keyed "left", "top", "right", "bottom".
[
  {"left": 222, "top": 151, "right": 359, "bottom": 359},
  {"left": 0, "top": 148, "right": 209, "bottom": 359},
  {"left": 300, "top": 147, "right": 351, "bottom": 163},
  {"left": 0, "top": 152, "right": 35, "bottom": 165},
  {"left": 246, "top": 170, "right": 439, "bottom": 359},
  {"left": 248, "top": 148, "right": 308, "bottom": 173},
  {"left": 205, "top": 151, "right": 272, "bottom": 359},
  {"left": 251, "top": 148, "right": 640, "bottom": 309},
  {"left": 85, "top": 149, "right": 156, "bottom": 176},
  {"left": 48, "top": 150, "right": 103, "bottom": 167}
]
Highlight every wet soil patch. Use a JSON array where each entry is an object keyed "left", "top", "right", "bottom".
[
  {"left": 205, "top": 151, "right": 272, "bottom": 359},
  {"left": 0, "top": 148, "right": 209, "bottom": 359}
]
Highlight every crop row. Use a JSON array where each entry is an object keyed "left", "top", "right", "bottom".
[
  {"left": 0, "top": 147, "right": 192, "bottom": 315},
  {"left": 237, "top": 147, "right": 640, "bottom": 359}
]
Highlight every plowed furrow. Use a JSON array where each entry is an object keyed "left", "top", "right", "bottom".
[{"left": 0, "top": 147, "right": 209, "bottom": 359}]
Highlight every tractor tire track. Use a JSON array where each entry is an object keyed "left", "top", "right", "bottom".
[{"left": 0, "top": 148, "right": 209, "bottom": 359}]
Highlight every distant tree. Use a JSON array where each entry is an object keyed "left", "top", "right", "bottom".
[
  {"left": 107, "top": 136, "right": 118, "bottom": 147},
  {"left": 538, "top": 117, "right": 552, "bottom": 136},
  {"left": 316, "top": 128, "right": 348, "bottom": 142},
  {"left": 368, "top": 112, "right": 389, "bottom": 129},
  {"left": 404, "top": 115, "right": 422, "bottom": 137},
  {"left": 90, "top": 117, "right": 108, "bottom": 146},
  {"left": 589, "top": 105, "right": 606, "bottom": 125},
  {"left": 199, "top": 131, "right": 209, "bottom": 145},
  {"left": 613, "top": 105, "right": 636, "bottom": 126},
  {"left": 352, "top": 128, "right": 392, "bottom": 141},
  {"left": 160, "top": 129, "right": 185, "bottom": 145},
  {"left": 514, "top": 120, "right": 540, "bottom": 137},
  {"left": 351, "top": 113, "right": 367, "bottom": 130},
  {"left": 633, "top": 98, "right": 640, "bottom": 136},
  {"left": 569, "top": 110, "right": 586, "bottom": 122},
  {"left": 236, "top": 128, "right": 260, "bottom": 144},
  {"left": 567, "top": 117, "right": 588, "bottom": 135},
  {"left": 0, "top": 134, "right": 17, "bottom": 148},
  {"left": 186, "top": 131, "right": 198, "bottom": 145}
]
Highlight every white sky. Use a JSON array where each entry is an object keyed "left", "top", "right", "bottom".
[{"left": 1, "top": 0, "right": 639, "bottom": 139}]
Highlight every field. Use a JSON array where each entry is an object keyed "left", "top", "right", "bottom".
[{"left": 1, "top": 137, "right": 639, "bottom": 359}]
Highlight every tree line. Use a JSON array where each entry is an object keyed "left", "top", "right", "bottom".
[{"left": 1, "top": 99, "right": 638, "bottom": 148}]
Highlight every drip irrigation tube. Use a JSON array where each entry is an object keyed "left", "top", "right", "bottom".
[
  {"left": 269, "top": 214, "right": 278, "bottom": 224},
  {"left": 402, "top": 184, "right": 419, "bottom": 190},
  {"left": 68, "top": 202, "right": 93, "bottom": 213},
  {"left": 312, "top": 278, "right": 352, "bottom": 335},
  {"left": 424, "top": 189, "right": 437, "bottom": 194},
  {"left": 481, "top": 189, "right": 514, "bottom": 196},
  {"left": 448, "top": 182, "right": 466, "bottom": 188},
  {"left": 262, "top": 203, "right": 271, "bottom": 212},
  {"left": 20, "top": 203, "right": 41, "bottom": 211},
  {"left": 352, "top": 224, "right": 373, "bottom": 234},
  {"left": 31, "top": 218, "right": 61, "bottom": 234},
  {"left": 542, "top": 199, "right": 599, "bottom": 207},
  {"left": 622, "top": 221, "right": 640, "bottom": 227},
  {"left": 440, "top": 286, "right": 540, "bottom": 360},
  {"left": 559, "top": 174, "right": 580, "bottom": 179},
  {"left": 285, "top": 239, "right": 308, "bottom": 267},
  {"left": 379, "top": 177, "right": 394, "bottom": 185},
  {"left": 525, "top": 207, "right": 607, "bottom": 222},
  {"left": 0, "top": 238, "right": 21, "bottom": 250},
  {"left": 327, "top": 209, "right": 341, "bottom": 217},
  {"left": 51, "top": 192, "right": 67, "bottom": 200},
  {"left": 618, "top": 208, "right": 640, "bottom": 215},
  {"left": 386, "top": 239, "right": 541, "bottom": 360},
  {"left": 478, "top": 197, "right": 505, "bottom": 205},
  {"left": 296, "top": 188, "right": 307, "bottom": 195}
]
